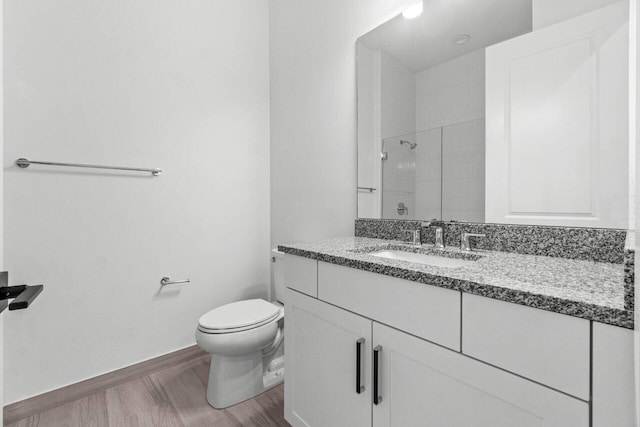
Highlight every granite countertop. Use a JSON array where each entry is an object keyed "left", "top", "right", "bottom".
[{"left": 279, "top": 236, "right": 633, "bottom": 329}]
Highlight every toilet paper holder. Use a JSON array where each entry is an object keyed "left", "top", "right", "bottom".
[
  {"left": 0, "top": 272, "right": 44, "bottom": 314},
  {"left": 160, "top": 276, "right": 190, "bottom": 286}
]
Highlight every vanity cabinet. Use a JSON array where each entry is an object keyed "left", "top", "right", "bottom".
[
  {"left": 285, "top": 287, "right": 588, "bottom": 427},
  {"left": 372, "top": 322, "right": 587, "bottom": 427},
  {"left": 318, "top": 261, "right": 461, "bottom": 351},
  {"left": 284, "top": 288, "right": 371, "bottom": 427},
  {"left": 284, "top": 253, "right": 318, "bottom": 297},
  {"left": 462, "top": 293, "right": 590, "bottom": 400}
]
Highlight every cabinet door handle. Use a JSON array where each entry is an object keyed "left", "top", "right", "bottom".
[
  {"left": 356, "top": 338, "right": 365, "bottom": 394},
  {"left": 373, "top": 345, "right": 383, "bottom": 405}
]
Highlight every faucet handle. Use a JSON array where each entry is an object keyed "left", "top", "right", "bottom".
[
  {"left": 403, "top": 229, "right": 421, "bottom": 245},
  {"left": 461, "top": 233, "right": 486, "bottom": 251},
  {"left": 421, "top": 219, "right": 442, "bottom": 227}
]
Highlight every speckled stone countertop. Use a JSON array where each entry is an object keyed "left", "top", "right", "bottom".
[
  {"left": 624, "top": 233, "right": 635, "bottom": 312},
  {"left": 279, "top": 237, "right": 633, "bottom": 329}
]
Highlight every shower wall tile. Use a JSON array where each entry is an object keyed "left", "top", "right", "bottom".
[
  {"left": 382, "top": 141, "right": 417, "bottom": 192},
  {"left": 381, "top": 190, "right": 416, "bottom": 220},
  {"left": 415, "top": 128, "right": 442, "bottom": 220},
  {"left": 413, "top": 49, "right": 485, "bottom": 224},
  {"left": 442, "top": 118, "right": 485, "bottom": 222}
]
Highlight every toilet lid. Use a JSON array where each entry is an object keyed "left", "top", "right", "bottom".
[{"left": 198, "top": 299, "right": 280, "bottom": 332}]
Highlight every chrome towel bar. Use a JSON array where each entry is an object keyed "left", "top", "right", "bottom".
[
  {"left": 160, "top": 277, "right": 190, "bottom": 286},
  {"left": 15, "top": 158, "right": 162, "bottom": 176}
]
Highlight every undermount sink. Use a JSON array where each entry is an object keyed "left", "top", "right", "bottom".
[{"left": 369, "top": 249, "right": 477, "bottom": 268}]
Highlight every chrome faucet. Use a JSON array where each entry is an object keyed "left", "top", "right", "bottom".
[
  {"left": 421, "top": 221, "right": 445, "bottom": 248},
  {"left": 433, "top": 227, "right": 444, "bottom": 248},
  {"left": 404, "top": 229, "right": 421, "bottom": 246},
  {"left": 461, "top": 232, "right": 486, "bottom": 251}
]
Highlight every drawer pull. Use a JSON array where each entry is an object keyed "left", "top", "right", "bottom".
[
  {"left": 373, "top": 345, "right": 383, "bottom": 404},
  {"left": 356, "top": 338, "right": 365, "bottom": 394}
]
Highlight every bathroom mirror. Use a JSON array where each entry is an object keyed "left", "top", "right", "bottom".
[{"left": 357, "top": 0, "right": 629, "bottom": 229}]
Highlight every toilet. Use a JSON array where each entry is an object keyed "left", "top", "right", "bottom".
[{"left": 195, "top": 249, "right": 286, "bottom": 409}]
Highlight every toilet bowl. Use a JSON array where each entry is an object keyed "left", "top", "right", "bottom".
[{"left": 195, "top": 249, "right": 286, "bottom": 409}]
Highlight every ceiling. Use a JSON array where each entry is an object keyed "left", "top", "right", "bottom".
[{"left": 358, "top": 0, "right": 533, "bottom": 72}]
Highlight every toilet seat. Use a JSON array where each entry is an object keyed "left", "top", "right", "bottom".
[{"left": 198, "top": 299, "right": 281, "bottom": 334}]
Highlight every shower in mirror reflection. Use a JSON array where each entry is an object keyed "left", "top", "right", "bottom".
[
  {"left": 400, "top": 139, "right": 417, "bottom": 149},
  {"left": 381, "top": 120, "right": 484, "bottom": 223},
  {"left": 381, "top": 137, "right": 417, "bottom": 219}
]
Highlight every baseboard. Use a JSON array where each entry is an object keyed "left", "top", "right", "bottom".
[{"left": 3, "top": 345, "right": 207, "bottom": 425}]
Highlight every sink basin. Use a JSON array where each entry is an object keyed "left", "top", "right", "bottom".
[{"left": 369, "top": 250, "right": 476, "bottom": 268}]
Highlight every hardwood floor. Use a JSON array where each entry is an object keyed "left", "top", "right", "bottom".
[{"left": 6, "top": 355, "right": 291, "bottom": 427}]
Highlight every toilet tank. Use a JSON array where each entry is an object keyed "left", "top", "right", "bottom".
[{"left": 271, "top": 248, "right": 285, "bottom": 303}]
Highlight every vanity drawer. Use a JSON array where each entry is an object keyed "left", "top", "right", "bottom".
[
  {"left": 318, "top": 261, "right": 461, "bottom": 351},
  {"left": 462, "top": 293, "right": 590, "bottom": 400},
  {"left": 284, "top": 254, "right": 318, "bottom": 297}
]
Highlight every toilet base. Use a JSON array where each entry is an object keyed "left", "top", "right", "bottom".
[
  {"left": 206, "top": 353, "right": 285, "bottom": 409},
  {"left": 263, "top": 355, "right": 285, "bottom": 390}
]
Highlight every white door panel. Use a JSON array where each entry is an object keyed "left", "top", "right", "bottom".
[{"left": 486, "top": 2, "right": 628, "bottom": 227}]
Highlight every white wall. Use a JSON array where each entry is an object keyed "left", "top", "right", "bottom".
[
  {"left": 3, "top": 0, "right": 270, "bottom": 404},
  {"left": 0, "top": 0, "right": 4, "bottom": 421},
  {"left": 633, "top": 0, "right": 640, "bottom": 422},
  {"left": 357, "top": 43, "right": 416, "bottom": 219},
  {"left": 380, "top": 51, "right": 416, "bottom": 140},
  {"left": 534, "top": 0, "right": 625, "bottom": 29},
  {"left": 415, "top": 49, "right": 485, "bottom": 131},
  {"left": 357, "top": 43, "right": 381, "bottom": 218},
  {"left": 270, "top": 0, "right": 411, "bottom": 247}
]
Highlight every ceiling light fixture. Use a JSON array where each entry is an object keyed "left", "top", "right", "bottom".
[
  {"left": 451, "top": 34, "right": 471, "bottom": 45},
  {"left": 402, "top": 1, "right": 423, "bottom": 19}
]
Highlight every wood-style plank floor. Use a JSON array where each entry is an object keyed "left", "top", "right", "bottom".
[{"left": 6, "top": 355, "right": 291, "bottom": 427}]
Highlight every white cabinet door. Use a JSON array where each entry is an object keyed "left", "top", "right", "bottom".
[
  {"left": 592, "top": 322, "right": 637, "bottom": 427},
  {"left": 372, "top": 322, "right": 588, "bottom": 427},
  {"left": 284, "top": 288, "right": 372, "bottom": 427},
  {"left": 485, "top": 2, "right": 628, "bottom": 228}
]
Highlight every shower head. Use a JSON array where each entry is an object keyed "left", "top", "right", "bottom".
[{"left": 400, "top": 139, "right": 417, "bottom": 150}]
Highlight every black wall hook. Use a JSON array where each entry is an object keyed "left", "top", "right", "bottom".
[{"left": 0, "top": 272, "right": 44, "bottom": 314}]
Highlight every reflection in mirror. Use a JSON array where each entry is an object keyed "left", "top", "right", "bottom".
[
  {"left": 357, "top": 0, "right": 532, "bottom": 221},
  {"left": 357, "top": 0, "right": 629, "bottom": 229},
  {"left": 381, "top": 119, "right": 484, "bottom": 221}
]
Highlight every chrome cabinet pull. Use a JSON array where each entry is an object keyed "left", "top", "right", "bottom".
[
  {"left": 356, "top": 338, "right": 365, "bottom": 394},
  {"left": 373, "top": 345, "right": 383, "bottom": 404}
]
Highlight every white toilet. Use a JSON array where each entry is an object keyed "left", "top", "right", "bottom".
[{"left": 195, "top": 249, "right": 286, "bottom": 409}]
